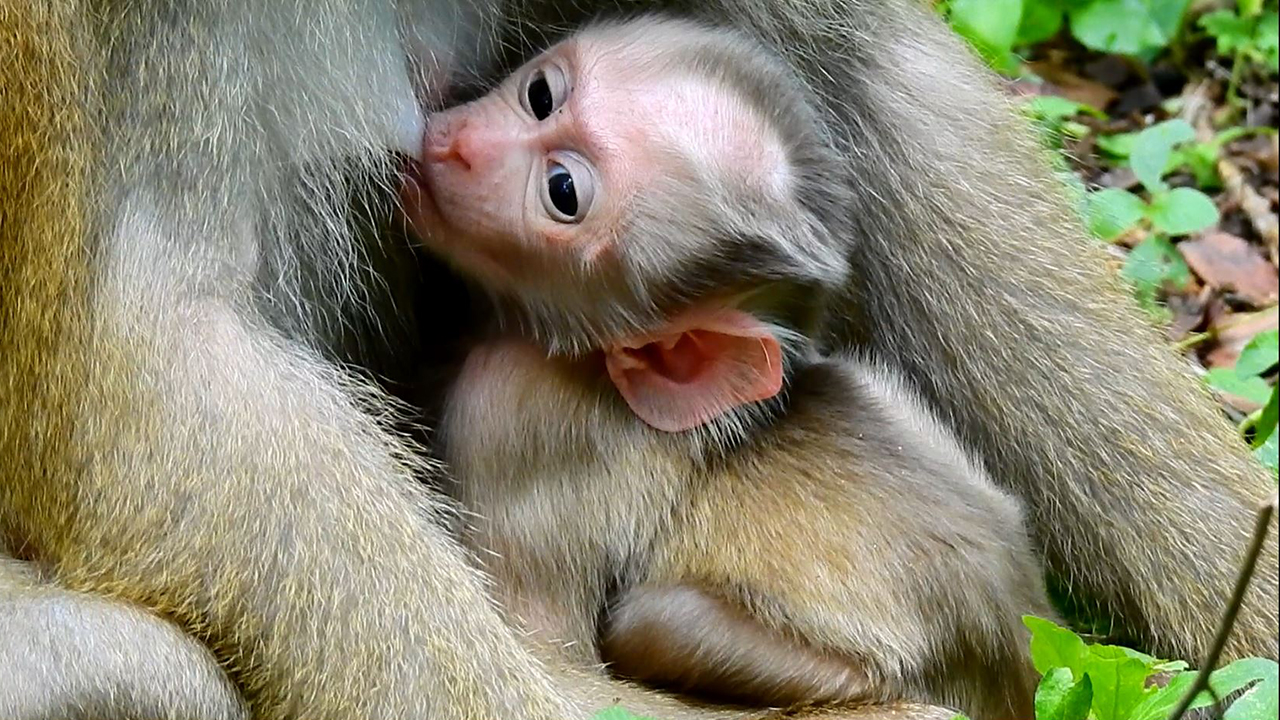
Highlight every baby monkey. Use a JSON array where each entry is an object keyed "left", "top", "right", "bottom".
[{"left": 402, "top": 15, "right": 1052, "bottom": 720}]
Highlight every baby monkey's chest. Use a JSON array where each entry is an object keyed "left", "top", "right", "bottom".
[{"left": 441, "top": 337, "right": 694, "bottom": 642}]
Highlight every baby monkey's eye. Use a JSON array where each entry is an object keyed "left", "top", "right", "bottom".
[
  {"left": 547, "top": 164, "right": 576, "bottom": 216},
  {"left": 540, "top": 155, "right": 595, "bottom": 224},
  {"left": 523, "top": 65, "right": 569, "bottom": 121},
  {"left": 527, "top": 74, "right": 553, "bottom": 120}
]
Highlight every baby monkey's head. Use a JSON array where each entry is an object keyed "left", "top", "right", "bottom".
[{"left": 403, "top": 15, "right": 849, "bottom": 434}]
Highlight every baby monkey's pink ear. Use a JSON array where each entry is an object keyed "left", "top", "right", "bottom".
[{"left": 604, "top": 308, "right": 783, "bottom": 433}]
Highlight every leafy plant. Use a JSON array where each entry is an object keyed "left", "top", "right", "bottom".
[
  {"left": 1025, "top": 616, "right": 1279, "bottom": 720},
  {"left": 1207, "top": 329, "right": 1280, "bottom": 472},
  {"left": 1199, "top": 0, "right": 1280, "bottom": 75},
  {"left": 946, "top": 0, "right": 1027, "bottom": 72},
  {"left": 1098, "top": 124, "right": 1276, "bottom": 193},
  {"left": 1067, "top": 0, "right": 1191, "bottom": 56},
  {"left": 1253, "top": 386, "right": 1279, "bottom": 471},
  {"left": 941, "top": 0, "right": 1195, "bottom": 70},
  {"left": 1080, "top": 120, "right": 1219, "bottom": 314},
  {"left": 590, "top": 707, "right": 655, "bottom": 720}
]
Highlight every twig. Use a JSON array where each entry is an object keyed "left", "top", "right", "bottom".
[
  {"left": 1167, "top": 491, "right": 1279, "bottom": 720},
  {"left": 1237, "top": 405, "right": 1265, "bottom": 443},
  {"left": 1174, "top": 331, "right": 1215, "bottom": 352},
  {"left": 1217, "top": 156, "right": 1279, "bottom": 265}
]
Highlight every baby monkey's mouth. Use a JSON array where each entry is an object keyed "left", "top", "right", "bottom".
[
  {"left": 396, "top": 158, "right": 523, "bottom": 292},
  {"left": 397, "top": 154, "right": 441, "bottom": 225}
]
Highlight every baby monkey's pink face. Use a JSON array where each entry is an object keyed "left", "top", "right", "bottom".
[
  {"left": 400, "top": 24, "right": 789, "bottom": 297},
  {"left": 403, "top": 20, "right": 816, "bottom": 433}
]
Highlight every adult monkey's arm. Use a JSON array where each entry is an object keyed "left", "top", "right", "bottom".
[
  {"left": 680, "top": 0, "right": 1274, "bottom": 660},
  {"left": 3, "top": 2, "right": 560, "bottom": 719},
  {"left": 0, "top": 1, "right": 952, "bottom": 719}
]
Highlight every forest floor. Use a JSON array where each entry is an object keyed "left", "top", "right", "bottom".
[{"left": 999, "top": 14, "right": 1279, "bottom": 469}]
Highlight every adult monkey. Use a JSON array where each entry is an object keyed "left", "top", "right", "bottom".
[
  {"left": 0, "top": 2, "right": 945, "bottom": 719},
  {"left": 0, "top": 0, "right": 1274, "bottom": 716}
]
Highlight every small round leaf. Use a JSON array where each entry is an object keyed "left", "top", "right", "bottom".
[
  {"left": 1130, "top": 119, "right": 1195, "bottom": 192},
  {"left": 949, "top": 0, "right": 1025, "bottom": 65},
  {"left": 1069, "top": 0, "right": 1170, "bottom": 55},
  {"left": 1147, "top": 187, "right": 1220, "bottom": 236},
  {"left": 1086, "top": 189, "right": 1147, "bottom": 240}
]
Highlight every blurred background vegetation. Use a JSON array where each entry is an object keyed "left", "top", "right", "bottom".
[{"left": 938, "top": 0, "right": 1279, "bottom": 473}]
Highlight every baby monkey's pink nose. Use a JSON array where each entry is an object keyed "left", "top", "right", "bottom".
[
  {"left": 425, "top": 114, "right": 504, "bottom": 173},
  {"left": 424, "top": 116, "right": 471, "bottom": 171}
]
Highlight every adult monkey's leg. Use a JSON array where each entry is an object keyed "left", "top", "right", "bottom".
[
  {"left": 1, "top": 6, "right": 240, "bottom": 719},
  {"left": 0, "top": 557, "right": 248, "bottom": 720},
  {"left": 693, "top": 0, "right": 1274, "bottom": 660},
  {"left": 0, "top": 1, "right": 953, "bottom": 719}
]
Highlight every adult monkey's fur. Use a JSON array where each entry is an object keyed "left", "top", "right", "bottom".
[{"left": 0, "top": 0, "right": 1274, "bottom": 719}]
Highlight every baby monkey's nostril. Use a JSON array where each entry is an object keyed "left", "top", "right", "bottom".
[{"left": 424, "top": 116, "right": 473, "bottom": 171}]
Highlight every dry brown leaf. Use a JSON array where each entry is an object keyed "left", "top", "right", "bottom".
[
  {"left": 1179, "top": 231, "right": 1279, "bottom": 307},
  {"left": 1166, "top": 285, "right": 1211, "bottom": 341},
  {"left": 1026, "top": 60, "right": 1119, "bottom": 110},
  {"left": 1204, "top": 306, "right": 1280, "bottom": 369},
  {"left": 1217, "top": 157, "right": 1279, "bottom": 265}
]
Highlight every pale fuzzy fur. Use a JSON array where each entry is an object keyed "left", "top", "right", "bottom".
[{"left": 441, "top": 335, "right": 1050, "bottom": 718}]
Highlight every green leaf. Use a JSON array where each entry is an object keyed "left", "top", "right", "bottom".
[
  {"left": 1036, "top": 668, "right": 1094, "bottom": 720},
  {"left": 1110, "top": 645, "right": 1162, "bottom": 668},
  {"left": 1210, "top": 656, "right": 1277, "bottom": 693},
  {"left": 1257, "top": 11, "right": 1279, "bottom": 72},
  {"left": 1201, "top": 10, "right": 1255, "bottom": 55},
  {"left": 1127, "top": 658, "right": 1270, "bottom": 720},
  {"left": 1255, "top": 428, "right": 1279, "bottom": 472},
  {"left": 1146, "top": 0, "right": 1191, "bottom": 41},
  {"left": 1152, "top": 659, "right": 1190, "bottom": 673},
  {"left": 1146, "top": 187, "right": 1220, "bottom": 236},
  {"left": 1209, "top": 125, "right": 1269, "bottom": 149},
  {"left": 1237, "top": 330, "right": 1279, "bottom": 377},
  {"left": 1086, "top": 188, "right": 1147, "bottom": 240},
  {"left": 1171, "top": 142, "right": 1222, "bottom": 190},
  {"left": 1222, "top": 658, "right": 1278, "bottom": 720},
  {"left": 1238, "top": 0, "right": 1263, "bottom": 18},
  {"left": 1123, "top": 235, "right": 1191, "bottom": 298},
  {"left": 1082, "top": 645, "right": 1154, "bottom": 720},
  {"left": 1205, "top": 367, "right": 1273, "bottom": 406},
  {"left": 1062, "top": 121, "right": 1091, "bottom": 140},
  {"left": 1069, "top": 0, "right": 1170, "bottom": 55},
  {"left": 1025, "top": 95, "right": 1101, "bottom": 121},
  {"left": 1128, "top": 671, "right": 1215, "bottom": 720},
  {"left": 591, "top": 707, "right": 657, "bottom": 720},
  {"left": 1096, "top": 131, "right": 1139, "bottom": 159},
  {"left": 1130, "top": 119, "right": 1195, "bottom": 191},
  {"left": 1251, "top": 386, "right": 1278, "bottom": 450},
  {"left": 1025, "top": 615, "right": 1089, "bottom": 676},
  {"left": 950, "top": 0, "right": 1025, "bottom": 64},
  {"left": 1019, "top": 1, "right": 1066, "bottom": 44}
]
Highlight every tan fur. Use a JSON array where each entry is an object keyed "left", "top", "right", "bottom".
[
  {"left": 2, "top": 1, "right": 566, "bottom": 718},
  {"left": 443, "top": 341, "right": 1049, "bottom": 719},
  {"left": 601, "top": 585, "right": 880, "bottom": 707},
  {"left": 500, "top": 0, "right": 1277, "bottom": 660},
  {"left": 1, "top": 0, "right": 1273, "bottom": 718},
  {"left": 0, "top": 1, "right": 945, "bottom": 718}
]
